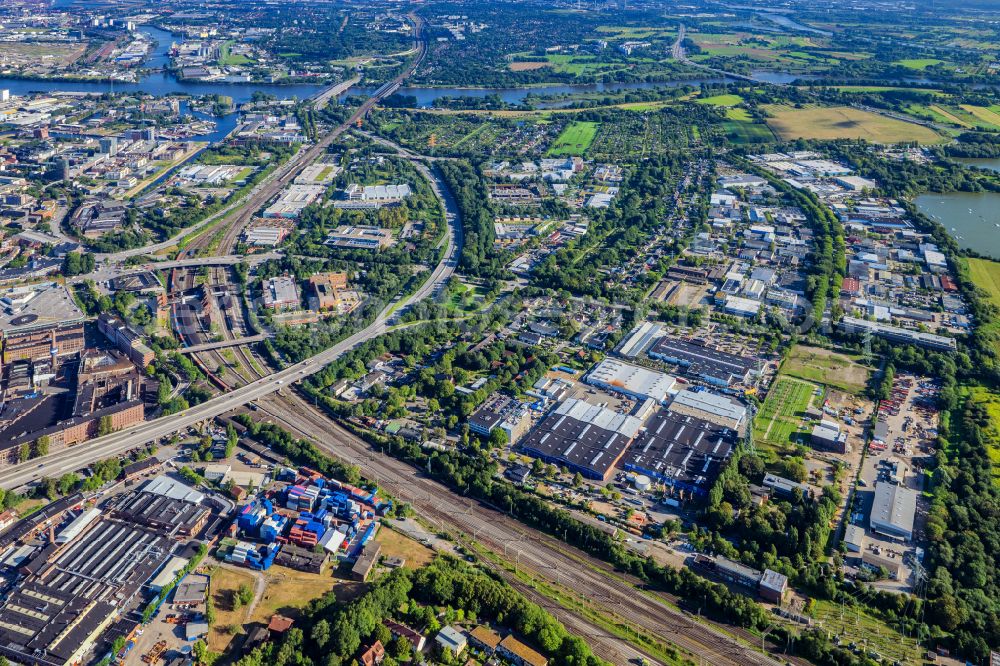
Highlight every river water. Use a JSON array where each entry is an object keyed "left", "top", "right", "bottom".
[{"left": 914, "top": 192, "right": 1000, "bottom": 258}]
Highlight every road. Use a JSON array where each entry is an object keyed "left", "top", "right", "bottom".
[{"left": 0, "top": 157, "right": 458, "bottom": 492}]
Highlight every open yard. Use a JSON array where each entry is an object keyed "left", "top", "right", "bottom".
[
  {"left": 754, "top": 375, "right": 823, "bottom": 455},
  {"left": 208, "top": 566, "right": 258, "bottom": 652},
  {"left": 376, "top": 528, "right": 437, "bottom": 569},
  {"left": 247, "top": 564, "right": 343, "bottom": 625},
  {"left": 764, "top": 105, "right": 946, "bottom": 144},
  {"left": 781, "top": 344, "right": 870, "bottom": 395},
  {"left": 547, "top": 121, "right": 600, "bottom": 156}
]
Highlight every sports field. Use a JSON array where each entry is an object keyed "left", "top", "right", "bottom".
[
  {"left": 547, "top": 121, "right": 600, "bottom": 156},
  {"left": 764, "top": 105, "right": 945, "bottom": 144},
  {"left": 753, "top": 375, "right": 822, "bottom": 455},
  {"left": 781, "top": 345, "right": 870, "bottom": 395}
]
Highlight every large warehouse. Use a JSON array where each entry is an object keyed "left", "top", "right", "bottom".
[
  {"left": 648, "top": 337, "right": 756, "bottom": 387},
  {"left": 870, "top": 481, "right": 918, "bottom": 541},
  {"left": 520, "top": 398, "right": 645, "bottom": 480},
  {"left": 622, "top": 409, "right": 737, "bottom": 497},
  {"left": 584, "top": 358, "right": 677, "bottom": 404}
]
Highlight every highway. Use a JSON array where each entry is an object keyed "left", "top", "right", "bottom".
[{"left": 0, "top": 13, "right": 434, "bottom": 490}]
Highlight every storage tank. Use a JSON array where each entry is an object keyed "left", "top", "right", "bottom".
[{"left": 633, "top": 475, "right": 652, "bottom": 492}]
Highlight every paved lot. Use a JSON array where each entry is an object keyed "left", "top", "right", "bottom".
[{"left": 847, "top": 372, "right": 938, "bottom": 592}]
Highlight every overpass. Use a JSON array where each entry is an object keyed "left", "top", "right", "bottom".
[{"left": 176, "top": 334, "right": 268, "bottom": 354}]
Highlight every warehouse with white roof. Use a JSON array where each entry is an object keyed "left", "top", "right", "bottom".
[{"left": 584, "top": 358, "right": 676, "bottom": 404}]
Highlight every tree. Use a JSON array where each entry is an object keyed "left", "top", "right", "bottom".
[
  {"left": 388, "top": 636, "right": 412, "bottom": 661},
  {"left": 97, "top": 415, "right": 114, "bottom": 437},
  {"left": 17, "top": 443, "right": 31, "bottom": 463},
  {"left": 488, "top": 427, "right": 508, "bottom": 448},
  {"left": 311, "top": 619, "right": 331, "bottom": 648},
  {"left": 236, "top": 583, "right": 254, "bottom": 607},
  {"left": 35, "top": 436, "right": 50, "bottom": 457}
]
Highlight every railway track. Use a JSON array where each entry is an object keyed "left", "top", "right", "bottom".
[{"left": 253, "top": 393, "right": 788, "bottom": 666}]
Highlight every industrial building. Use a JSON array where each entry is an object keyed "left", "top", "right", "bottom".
[
  {"left": 839, "top": 316, "right": 957, "bottom": 351},
  {"left": 763, "top": 473, "right": 813, "bottom": 500},
  {"left": 468, "top": 393, "right": 532, "bottom": 444},
  {"left": 324, "top": 225, "right": 395, "bottom": 250},
  {"left": 262, "top": 184, "right": 324, "bottom": 218},
  {"left": 668, "top": 389, "right": 748, "bottom": 430},
  {"left": 621, "top": 409, "right": 736, "bottom": 498},
  {"left": 108, "top": 477, "right": 212, "bottom": 538},
  {"left": 692, "top": 554, "right": 787, "bottom": 604},
  {"left": 0, "top": 475, "right": 221, "bottom": 666},
  {"left": 519, "top": 397, "right": 645, "bottom": 481},
  {"left": 0, "top": 284, "right": 85, "bottom": 365},
  {"left": 648, "top": 337, "right": 756, "bottom": 387},
  {"left": 584, "top": 358, "right": 676, "bottom": 404},
  {"left": 811, "top": 419, "right": 848, "bottom": 454},
  {"left": 98, "top": 313, "right": 155, "bottom": 367},
  {"left": 844, "top": 524, "right": 865, "bottom": 552},
  {"left": 616, "top": 321, "right": 664, "bottom": 359},
  {"left": 262, "top": 276, "right": 300, "bottom": 311},
  {"left": 870, "top": 481, "right": 918, "bottom": 541}
]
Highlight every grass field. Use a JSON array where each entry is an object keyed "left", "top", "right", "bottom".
[
  {"left": 965, "top": 257, "right": 1000, "bottom": 357},
  {"left": 781, "top": 345, "right": 870, "bottom": 395},
  {"left": 764, "top": 105, "right": 945, "bottom": 144},
  {"left": 248, "top": 564, "right": 342, "bottom": 625},
  {"left": 547, "top": 121, "right": 600, "bottom": 156},
  {"left": 960, "top": 104, "right": 1000, "bottom": 130},
  {"left": 377, "top": 528, "right": 436, "bottom": 569},
  {"left": 967, "top": 257, "right": 1000, "bottom": 308},
  {"left": 696, "top": 93, "right": 744, "bottom": 107},
  {"left": 209, "top": 567, "right": 257, "bottom": 652},
  {"left": 893, "top": 57, "right": 945, "bottom": 70},
  {"left": 219, "top": 41, "right": 252, "bottom": 66},
  {"left": 722, "top": 114, "right": 774, "bottom": 143},
  {"left": 754, "top": 376, "right": 823, "bottom": 455}
]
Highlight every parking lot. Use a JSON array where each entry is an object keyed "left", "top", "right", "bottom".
[{"left": 846, "top": 372, "right": 938, "bottom": 593}]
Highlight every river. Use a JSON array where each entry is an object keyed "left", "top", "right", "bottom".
[
  {"left": 0, "top": 26, "right": 325, "bottom": 104},
  {"left": 950, "top": 157, "right": 1000, "bottom": 173},
  {"left": 914, "top": 192, "right": 1000, "bottom": 258}
]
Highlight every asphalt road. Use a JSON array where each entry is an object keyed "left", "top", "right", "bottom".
[{"left": 0, "top": 163, "right": 458, "bottom": 492}]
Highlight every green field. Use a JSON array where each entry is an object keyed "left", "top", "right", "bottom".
[
  {"left": 219, "top": 40, "right": 252, "bottom": 66},
  {"left": 764, "top": 104, "right": 946, "bottom": 144},
  {"left": 781, "top": 344, "right": 870, "bottom": 395},
  {"left": 967, "top": 257, "right": 1000, "bottom": 309},
  {"left": 893, "top": 57, "right": 944, "bottom": 70},
  {"left": 754, "top": 376, "right": 823, "bottom": 455},
  {"left": 696, "top": 93, "right": 744, "bottom": 107},
  {"left": 547, "top": 121, "right": 600, "bottom": 156},
  {"left": 721, "top": 118, "right": 774, "bottom": 144}
]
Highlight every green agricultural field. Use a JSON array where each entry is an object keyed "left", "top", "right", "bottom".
[
  {"left": 781, "top": 344, "right": 871, "bottom": 395},
  {"left": 696, "top": 93, "right": 743, "bottom": 107},
  {"left": 764, "top": 104, "right": 946, "bottom": 144},
  {"left": 721, "top": 119, "right": 774, "bottom": 144},
  {"left": 894, "top": 57, "right": 944, "bottom": 70},
  {"left": 754, "top": 376, "right": 823, "bottom": 456},
  {"left": 547, "top": 121, "right": 600, "bottom": 156}
]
